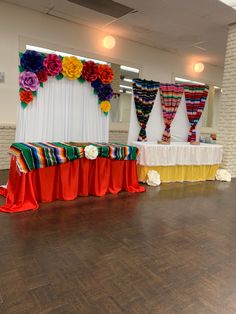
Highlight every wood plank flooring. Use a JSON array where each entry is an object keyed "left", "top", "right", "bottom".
[{"left": 0, "top": 170, "right": 236, "bottom": 313}]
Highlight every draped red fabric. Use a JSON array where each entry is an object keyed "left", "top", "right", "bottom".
[{"left": 0, "top": 157, "right": 145, "bottom": 213}]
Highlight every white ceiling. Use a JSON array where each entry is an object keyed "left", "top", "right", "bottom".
[{"left": 4, "top": 0, "right": 236, "bottom": 66}]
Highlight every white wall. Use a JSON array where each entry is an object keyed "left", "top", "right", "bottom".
[{"left": 0, "top": 1, "right": 224, "bottom": 124}]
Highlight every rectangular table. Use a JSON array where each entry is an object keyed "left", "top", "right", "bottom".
[
  {"left": 0, "top": 143, "right": 145, "bottom": 213},
  {"left": 132, "top": 141, "right": 223, "bottom": 183}
]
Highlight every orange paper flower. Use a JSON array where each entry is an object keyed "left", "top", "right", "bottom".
[
  {"left": 19, "top": 90, "right": 34, "bottom": 104},
  {"left": 98, "top": 64, "right": 114, "bottom": 84}
]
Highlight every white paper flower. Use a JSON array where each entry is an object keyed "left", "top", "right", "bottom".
[
  {"left": 84, "top": 145, "right": 98, "bottom": 160},
  {"left": 147, "top": 170, "right": 161, "bottom": 186},
  {"left": 215, "top": 169, "right": 231, "bottom": 182}
]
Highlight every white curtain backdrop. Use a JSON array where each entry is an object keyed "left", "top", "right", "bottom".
[
  {"left": 128, "top": 92, "right": 202, "bottom": 144},
  {"left": 16, "top": 77, "right": 109, "bottom": 142}
]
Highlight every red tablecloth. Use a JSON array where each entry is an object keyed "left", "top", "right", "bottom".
[{"left": 0, "top": 157, "right": 145, "bottom": 213}]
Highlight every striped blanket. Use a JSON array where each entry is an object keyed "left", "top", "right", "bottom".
[{"left": 10, "top": 142, "right": 139, "bottom": 173}]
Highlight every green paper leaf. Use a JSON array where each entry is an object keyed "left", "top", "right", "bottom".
[
  {"left": 59, "top": 55, "right": 63, "bottom": 60},
  {"left": 21, "top": 102, "right": 27, "bottom": 109},
  {"left": 18, "top": 65, "right": 24, "bottom": 73},
  {"left": 103, "top": 111, "right": 109, "bottom": 116},
  {"left": 98, "top": 99, "right": 102, "bottom": 104},
  {"left": 19, "top": 52, "right": 23, "bottom": 59},
  {"left": 40, "top": 82, "right": 44, "bottom": 87},
  {"left": 56, "top": 73, "right": 64, "bottom": 80},
  {"left": 19, "top": 88, "right": 24, "bottom": 92},
  {"left": 78, "top": 76, "right": 85, "bottom": 83},
  {"left": 32, "top": 91, "right": 37, "bottom": 96},
  {"left": 93, "top": 89, "right": 98, "bottom": 95},
  {"left": 41, "top": 53, "right": 46, "bottom": 58}
]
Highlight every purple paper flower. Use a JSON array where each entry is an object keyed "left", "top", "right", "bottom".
[
  {"left": 91, "top": 79, "right": 103, "bottom": 92},
  {"left": 98, "top": 84, "right": 113, "bottom": 101},
  {"left": 19, "top": 71, "right": 40, "bottom": 91},
  {"left": 20, "top": 50, "right": 44, "bottom": 73}
]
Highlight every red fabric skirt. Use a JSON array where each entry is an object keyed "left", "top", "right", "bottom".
[{"left": 0, "top": 157, "right": 145, "bottom": 213}]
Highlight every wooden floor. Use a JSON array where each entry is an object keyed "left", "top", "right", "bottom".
[{"left": 0, "top": 170, "right": 236, "bottom": 313}]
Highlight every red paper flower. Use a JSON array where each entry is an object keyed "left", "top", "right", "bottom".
[
  {"left": 36, "top": 69, "right": 48, "bottom": 83},
  {"left": 98, "top": 64, "right": 114, "bottom": 84},
  {"left": 82, "top": 61, "right": 99, "bottom": 82},
  {"left": 19, "top": 90, "right": 34, "bottom": 104},
  {"left": 43, "top": 54, "right": 62, "bottom": 76}
]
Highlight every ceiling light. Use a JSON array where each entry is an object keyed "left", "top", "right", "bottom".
[
  {"left": 103, "top": 36, "right": 116, "bottom": 49},
  {"left": 193, "top": 62, "right": 205, "bottom": 73},
  {"left": 120, "top": 84, "right": 132, "bottom": 89},
  {"left": 120, "top": 65, "right": 139, "bottom": 73},
  {"left": 175, "top": 77, "right": 205, "bottom": 85},
  {"left": 123, "top": 78, "right": 133, "bottom": 83},
  {"left": 26, "top": 45, "right": 107, "bottom": 64},
  {"left": 125, "top": 90, "right": 132, "bottom": 94}
]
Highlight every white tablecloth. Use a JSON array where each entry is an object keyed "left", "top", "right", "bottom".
[{"left": 132, "top": 142, "right": 223, "bottom": 166}]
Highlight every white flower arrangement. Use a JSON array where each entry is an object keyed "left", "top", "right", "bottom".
[
  {"left": 147, "top": 170, "right": 161, "bottom": 186},
  {"left": 215, "top": 169, "right": 231, "bottom": 182},
  {"left": 84, "top": 145, "right": 98, "bottom": 160}
]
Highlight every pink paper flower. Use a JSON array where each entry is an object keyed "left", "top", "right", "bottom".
[{"left": 19, "top": 71, "right": 39, "bottom": 91}]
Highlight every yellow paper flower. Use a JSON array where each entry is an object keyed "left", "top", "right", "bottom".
[
  {"left": 100, "top": 101, "right": 111, "bottom": 113},
  {"left": 62, "top": 56, "right": 83, "bottom": 80}
]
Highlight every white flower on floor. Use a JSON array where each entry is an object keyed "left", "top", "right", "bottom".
[
  {"left": 215, "top": 169, "right": 231, "bottom": 182},
  {"left": 147, "top": 170, "right": 161, "bottom": 186},
  {"left": 84, "top": 145, "right": 98, "bottom": 160}
]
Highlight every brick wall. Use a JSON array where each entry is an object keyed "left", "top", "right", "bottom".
[
  {"left": 0, "top": 124, "right": 16, "bottom": 170},
  {"left": 218, "top": 23, "right": 236, "bottom": 177}
]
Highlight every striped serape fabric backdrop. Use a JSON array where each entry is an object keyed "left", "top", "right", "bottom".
[
  {"left": 183, "top": 85, "right": 209, "bottom": 142},
  {"left": 9, "top": 142, "right": 139, "bottom": 173},
  {"left": 133, "top": 79, "right": 159, "bottom": 142},
  {"left": 159, "top": 84, "right": 184, "bottom": 142}
]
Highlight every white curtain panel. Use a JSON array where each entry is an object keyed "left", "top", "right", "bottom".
[
  {"left": 16, "top": 77, "right": 109, "bottom": 142},
  {"left": 128, "top": 92, "right": 202, "bottom": 144}
]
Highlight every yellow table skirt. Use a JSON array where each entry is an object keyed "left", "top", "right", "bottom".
[{"left": 137, "top": 164, "right": 220, "bottom": 183}]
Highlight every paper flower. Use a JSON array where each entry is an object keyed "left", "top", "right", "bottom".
[
  {"left": 98, "top": 64, "right": 114, "bottom": 84},
  {"left": 215, "top": 169, "right": 231, "bottom": 182},
  {"left": 91, "top": 79, "right": 103, "bottom": 93},
  {"left": 147, "top": 170, "right": 161, "bottom": 186},
  {"left": 36, "top": 69, "right": 48, "bottom": 83},
  {"left": 62, "top": 56, "right": 83, "bottom": 80},
  {"left": 84, "top": 145, "right": 99, "bottom": 160},
  {"left": 20, "top": 50, "right": 44, "bottom": 73},
  {"left": 100, "top": 100, "right": 111, "bottom": 113},
  {"left": 19, "top": 90, "right": 34, "bottom": 104},
  {"left": 19, "top": 71, "right": 39, "bottom": 91},
  {"left": 43, "top": 54, "right": 62, "bottom": 76},
  {"left": 98, "top": 84, "right": 113, "bottom": 101},
  {"left": 82, "top": 61, "right": 99, "bottom": 82}
]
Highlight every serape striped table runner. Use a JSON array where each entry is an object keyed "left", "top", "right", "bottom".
[{"left": 10, "top": 142, "right": 139, "bottom": 173}]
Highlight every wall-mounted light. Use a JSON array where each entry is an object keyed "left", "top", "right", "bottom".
[
  {"left": 194, "top": 62, "right": 205, "bottom": 73},
  {"left": 103, "top": 35, "right": 116, "bottom": 49}
]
